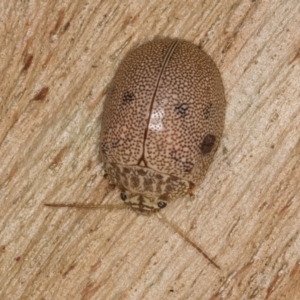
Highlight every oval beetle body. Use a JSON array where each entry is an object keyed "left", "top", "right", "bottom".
[{"left": 100, "top": 38, "right": 225, "bottom": 213}]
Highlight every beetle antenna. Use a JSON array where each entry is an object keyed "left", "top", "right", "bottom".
[
  {"left": 155, "top": 212, "right": 220, "bottom": 270},
  {"left": 44, "top": 203, "right": 127, "bottom": 211}
]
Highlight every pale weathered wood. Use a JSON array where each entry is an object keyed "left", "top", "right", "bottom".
[{"left": 1, "top": 1, "right": 300, "bottom": 299}]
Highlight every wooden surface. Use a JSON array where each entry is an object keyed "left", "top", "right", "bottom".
[{"left": 1, "top": 1, "right": 300, "bottom": 299}]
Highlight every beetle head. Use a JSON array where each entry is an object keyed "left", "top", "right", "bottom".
[{"left": 119, "top": 192, "right": 167, "bottom": 214}]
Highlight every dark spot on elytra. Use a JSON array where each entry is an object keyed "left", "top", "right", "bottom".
[
  {"left": 201, "top": 134, "right": 216, "bottom": 154},
  {"left": 203, "top": 103, "right": 212, "bottom": 119},
  {"left": 183, "top": 161, "right": 194, "bottom": 172},
  {"left": 175, "top": 103, "right": 188, "bottom": 117},
  {"left": 122, "top": 91, "right": 135, "bottom": 104}
]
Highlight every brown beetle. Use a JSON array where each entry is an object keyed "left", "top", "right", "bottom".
[{"left": 100, "top": 38, "right": 225, "bottom": 214}]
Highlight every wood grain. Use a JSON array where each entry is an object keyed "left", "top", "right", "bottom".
[{"left": 1, "top": 1, "right": 300, "bottom": 299}]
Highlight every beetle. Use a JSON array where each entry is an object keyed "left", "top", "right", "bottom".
[{"left": 99, "top": 38, "right": 225, "bottom": 214}]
